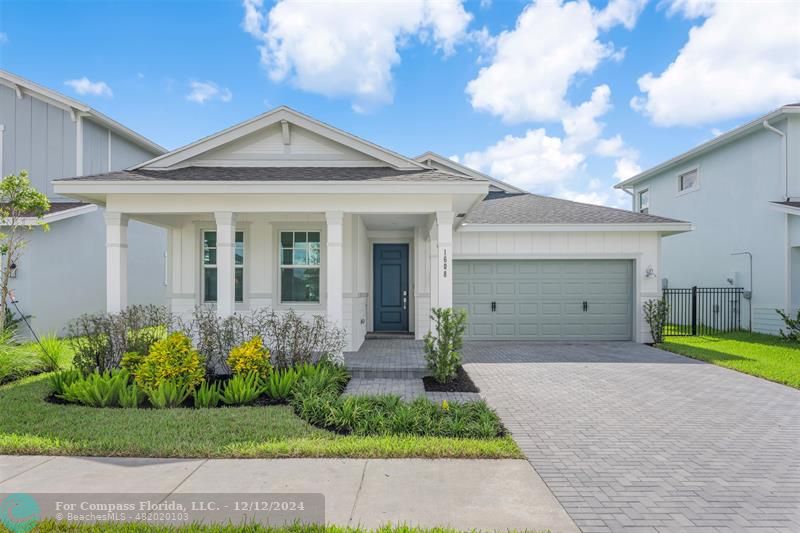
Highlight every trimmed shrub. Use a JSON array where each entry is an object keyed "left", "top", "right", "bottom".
[
  {"left": 423, "top": 307, "right": 467, "bottom": 384},
  {"left": 643, "top": 299, "right": 669, "bottom": 344},
  {"left": 135, "top": 332, "right": 205, "bottom": 391},
  {"left": 227, "top": 336, "right": 272, "bottom": 379}
]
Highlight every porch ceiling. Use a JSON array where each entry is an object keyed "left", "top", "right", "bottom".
[{"left": 359, "top": 213, "right": 429, "bottom": 230}]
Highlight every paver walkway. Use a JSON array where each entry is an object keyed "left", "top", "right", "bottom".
[
  {"left": 463, "top": 341, "right": 800, "bottom": 533},
  {"left": 0, "top": 456, "right": 577, "bottom": 532}
]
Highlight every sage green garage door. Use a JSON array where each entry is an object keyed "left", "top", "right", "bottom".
[{"left": 453, "top": 260, "right": 633, "bottom": 341}]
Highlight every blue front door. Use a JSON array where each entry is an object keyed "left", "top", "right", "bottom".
[{"left": 373, "top": 244, "right": 409, "bottom": 332}]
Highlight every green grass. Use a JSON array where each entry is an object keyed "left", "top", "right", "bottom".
[
  {"left": 0, "top": 373, "right": 520, "bottom": 459},
  {"left": 661, "top": 330, "right": 800, "bottom": 388},
  {"left": 32, "top": 522, "right": 546, "bottom": 533}
]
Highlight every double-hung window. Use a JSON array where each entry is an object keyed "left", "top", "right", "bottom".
[
  {"left": 280, "top": 230, "right": 320, "bottom": 303},
  {"left": 202, "top": 230, "right": 244, "bottom": 303}
]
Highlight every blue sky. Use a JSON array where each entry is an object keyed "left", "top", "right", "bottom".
[{"left": 1, "top": 0, "right": 798, "bottom": 206}]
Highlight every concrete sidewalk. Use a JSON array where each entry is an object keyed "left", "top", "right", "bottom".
[{"left": 0, "top": 456, "right": 578, "bottom": 532}]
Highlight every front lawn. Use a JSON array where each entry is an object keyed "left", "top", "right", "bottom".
[
  {"left": 0, "top": 373, "right": 520, "bottom": 459},
  {"left": 660, "top": 331, "right": 800, "bottom": 388}
]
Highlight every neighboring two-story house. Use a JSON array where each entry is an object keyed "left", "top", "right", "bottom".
[
  {"left": 0, "top": 70, "right": 167, "bottom": 335},
  {"left": 616, "top": 104, "right": 800, "bottom": 334}
]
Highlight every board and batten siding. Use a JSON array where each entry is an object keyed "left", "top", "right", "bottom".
[
  {"left": 0, "top": 84, "right": 77, "bottom": 196},
  {"left": 452, "top": 229, "right": 663, "bottom": 343},
  {"left": 0, "top": 84, "right": 167, "bottom": 334}
]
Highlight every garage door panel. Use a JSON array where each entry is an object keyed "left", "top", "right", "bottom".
[{"left": 454, "top": 259, "right": 632, "bottom": 341}]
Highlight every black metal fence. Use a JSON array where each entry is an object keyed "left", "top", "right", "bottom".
[{"left": 662, "top": 287, "right": 744, "bottom": 336}]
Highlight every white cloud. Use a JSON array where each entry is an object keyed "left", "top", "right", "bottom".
[
  {"left": 596, "top": 0, "right": 648, "bottom": 30},
  {"left": 242, "top": 0, "right": 472, "bottom": 110},
  {"left": 562, "top": 85, "right": 612, "bottom": 149},
  {"left": 64, "top": 77, "right": 113, "bottom": 97},
  {"left": 462, "top": 82, "right": 642, "bottom": 203},
  {"left": 466, "top": 0, "right": 643, "bottom": 123},
  {"left": 613, "top": 157, "right": 642, "bottom": 181},
  {"left": 186, "top": 81, "right": 233, "bottom": 104},
  {"left": 463, "top": 128, "right": 585, "bottom": 192},
  {"left": 0, "top": 32, "right": 8, "bottom": 44},
  {"left": 632, "top": 0, "right": 800, "bottom": 126}
]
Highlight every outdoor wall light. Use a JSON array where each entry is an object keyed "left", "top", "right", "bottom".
[{"left": 645, "top": 265, "right": 656, "bottom": 279}]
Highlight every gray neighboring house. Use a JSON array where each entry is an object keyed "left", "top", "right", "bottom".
[
  {"left": 616, "top": 104, "right": 800, "bottom": 334},
  {"left": 0, "top": 70, "right": 167, "bottom": 335}
]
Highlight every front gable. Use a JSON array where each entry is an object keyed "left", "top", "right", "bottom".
[
  {"left": 136, "top": 106, "right": 425, "bottom": 170},
  {"left": 188, "top": 121, "right": 386, "bottom": 167}
]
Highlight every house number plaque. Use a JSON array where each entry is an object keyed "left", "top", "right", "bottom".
[{"left": 443, "top": 249, "right": 448, "bottom": 278}]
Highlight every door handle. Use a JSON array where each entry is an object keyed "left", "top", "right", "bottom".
[
  {"left": 582, "top": 301, "right": 588, "bottom": 312},
  {"left": 491, "top": 301, "right": 496, "bottom": 312},
  {"left": 403, "top": 290, "right": 407, "bottom": 311}
]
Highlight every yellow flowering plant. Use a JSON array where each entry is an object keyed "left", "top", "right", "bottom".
[
  {"left": 227, "top": 336, "right": 272, "bottom": 379},
  {"left": 134, "top": 332, "right": 205, "bottom": 391}
]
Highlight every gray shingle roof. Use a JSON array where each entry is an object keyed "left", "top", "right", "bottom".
[
  {"left": 56, "top": 166, "right": 483, "bottom": 183},
  {"left": 462, "top": 192, "right": 687, "bottom": 225}
]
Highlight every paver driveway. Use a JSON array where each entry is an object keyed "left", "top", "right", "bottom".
[{"left": 463, "top": 341, "right": 800, "bottom": 533}]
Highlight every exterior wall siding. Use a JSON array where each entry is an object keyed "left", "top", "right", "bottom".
[
  {"left": 0, "top": 86, "right": 165, "bottom": 334},
  {"left": 632, "top": 117, "right": 799, "bottom": 334},
  {"left": 19, "top": 208, "right": 166, "bottom": 334},
  {"left": 453, "top": 230, "right": 663, "bottom": 343}
]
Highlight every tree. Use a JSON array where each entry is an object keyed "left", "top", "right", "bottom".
[{"left": 0, "top": 171, "right": 50, "bottom": 332}]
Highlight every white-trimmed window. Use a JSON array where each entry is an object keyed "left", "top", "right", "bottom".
[
  {"left": 279, "top": 230, "right": 321, "bottom": 303},
  {"left": 202, "top": 230, "right": 244, "bottom": 303},
  {"left": 678, "top": 168, "right": 699, "bottom": 193},
  {"left": 638, "top": 189, "right": 649, "bottom": 214}
]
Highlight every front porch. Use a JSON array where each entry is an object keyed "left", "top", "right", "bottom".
[{"left": 103, "top": 203, "right": 458, "bottom": 352}]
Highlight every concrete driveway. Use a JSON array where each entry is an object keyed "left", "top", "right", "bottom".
[{"left": 463, "top": 341, "right": 800, "bottom": 533}]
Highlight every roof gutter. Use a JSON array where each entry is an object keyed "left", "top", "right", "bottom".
[{"left": 762, "top": 120, "right": 788, "bottom": 200}]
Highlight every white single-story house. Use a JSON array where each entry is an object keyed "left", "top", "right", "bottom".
[{"left": 53, "top": 107, "right": 691, "bottom": 351}]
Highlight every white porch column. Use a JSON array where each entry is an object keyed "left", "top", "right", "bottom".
[
  {"left": 215, "top": 211, "right": 237, "bottom": 318},
  {"left": 105, "top": 211, "right": 129, "bottom": 314},
  {"left": 326, "top": 211, "right": 344, "bottom": 327},
  {"left": 434, "top": 211, "right": 454, "bottom": 308}
]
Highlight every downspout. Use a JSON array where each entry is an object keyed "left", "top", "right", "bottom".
[
  {"left": 763, "top": 119, "right": 792, "bottom": 318},
  {"left": 763, "top": 120, "right": 787, "bottom": 200}
]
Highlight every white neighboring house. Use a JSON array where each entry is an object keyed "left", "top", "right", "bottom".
[
  {"left": 54, "top": 106, "right": 690, "bottom": 350},
  {"left": 0, "top": 70, "right": 167, "bottom": 335},
  {"left": 616, "top": 104, "right": 800, "bottom": 334}
]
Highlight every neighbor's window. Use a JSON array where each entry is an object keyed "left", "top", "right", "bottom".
[
  {"left": 280, "top": 230, "right": 321, "bottom": 303},
  {"left": 203, "top": 230, "right": 244, "bottom": 303},
  {"left": 678, "top": 168, "right": 698, "bottom": 192},
  {"left": 638, "top": 189, "right": 649, "bottom": 214}
]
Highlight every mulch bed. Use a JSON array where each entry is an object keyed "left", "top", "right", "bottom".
[{"left": 423, "top": 366, "right": 479, "bottom": 393}]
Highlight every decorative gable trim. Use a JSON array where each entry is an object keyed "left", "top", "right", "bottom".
[{"left": 135, "top": 106, "right": 427, "bottom": 171}]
